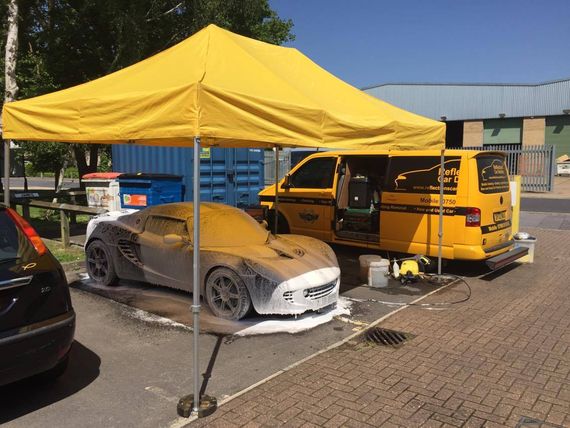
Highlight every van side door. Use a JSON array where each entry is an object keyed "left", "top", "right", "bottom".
[{"left": 279, "top": 156, "right": 338, "bottom": 241}]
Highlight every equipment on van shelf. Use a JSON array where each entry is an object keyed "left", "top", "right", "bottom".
[{"left": 390, "top": 255, "right": 433, "bottom": 284}]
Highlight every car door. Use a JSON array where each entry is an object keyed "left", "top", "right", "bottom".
[
  {"left": 278, "top": 156, "right": 338, "bottom": 241},
  {"left": 137, "top": 215, "right": 192, "bottom": 290}
]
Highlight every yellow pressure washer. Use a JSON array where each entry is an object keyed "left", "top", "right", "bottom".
[{"left": 391, "top": 255, "right": 432, "bottom": 284}]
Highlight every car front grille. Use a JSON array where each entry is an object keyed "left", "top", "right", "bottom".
[
  {"left": 305, "top": 280, "right": 337, "bottom": 300},
  {"left": 283, "top": 291, "right": 294, "bottom": 303}
]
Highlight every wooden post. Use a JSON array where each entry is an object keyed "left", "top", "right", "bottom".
[{"left": 60, "top": 210, "right": 70, "bottom": 248}]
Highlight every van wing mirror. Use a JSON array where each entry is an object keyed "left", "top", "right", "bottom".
[{"left": 281, "top": 174, "right": 292, "bottom": 189}]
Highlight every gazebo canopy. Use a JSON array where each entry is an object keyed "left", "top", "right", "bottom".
[{"left": 2, "top": 24, "right": 444, "bottom": 149}]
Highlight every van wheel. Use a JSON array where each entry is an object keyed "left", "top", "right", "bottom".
[{"left": 268, "top": 211, "right": 290, "bottom": 234}]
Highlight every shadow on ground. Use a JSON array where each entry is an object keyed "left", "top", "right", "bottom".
[{"left": 0, "top": 341, "right": 100, "bottom": 424}]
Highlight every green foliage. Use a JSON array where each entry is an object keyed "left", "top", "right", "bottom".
[
  {"left": 3, "top": 0, "right": 294, "bottom": 178},
  {"left": 20, "top": 140, "right": 70, "bottom": 175}
]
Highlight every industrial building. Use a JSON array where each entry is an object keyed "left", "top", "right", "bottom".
[{"left": 363, "top": 78, "right": 570, "bottom": 157}]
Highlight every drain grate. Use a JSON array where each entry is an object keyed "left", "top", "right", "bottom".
[
  {"left": 516, "top": 416, "right": 564, "bottom": 428},
  {"left": 364, "top": 327, "right": 414, "bottom": 348}
]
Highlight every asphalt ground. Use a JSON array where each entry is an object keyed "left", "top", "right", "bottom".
[
  {"left": 521, "top": 197, "right": 570, "bottom": 213},
  {"left": 0, "top": 246, "right": 460, "bottom": 428}
]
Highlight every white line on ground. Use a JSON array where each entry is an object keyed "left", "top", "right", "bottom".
[{"left": 169, "top": 279, "right": 460, "bottom": 426}]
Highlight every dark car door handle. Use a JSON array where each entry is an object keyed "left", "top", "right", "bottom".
[
  {"left": 0, "top": 298, "right": 18, "bottom": 317},
  {"left": 0, "top": 276, "right": 33, "bottom": 290}
]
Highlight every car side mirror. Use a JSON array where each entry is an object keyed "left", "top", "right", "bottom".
[
  {"left": 163, "top": 234, "right": 185, "bottom": 245},
  {"left": 281, "top": 174, "right": 292, "bottom": 189}
]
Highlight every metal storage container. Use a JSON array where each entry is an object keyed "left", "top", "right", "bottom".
[{"left": 111, "top": 146, "right": 264, "bottom": 207}]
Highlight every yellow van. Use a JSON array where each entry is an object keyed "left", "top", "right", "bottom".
[{"left": 259, "top": 150, "right": 527, "bottom": 269}]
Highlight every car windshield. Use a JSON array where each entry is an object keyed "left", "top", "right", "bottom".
[{"left": 187, "top": 208, "right": 270, "bottom": 247}]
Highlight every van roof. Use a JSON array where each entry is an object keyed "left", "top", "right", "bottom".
[{"left": 304, "top": 149, "right": 506, "bottom": 158}]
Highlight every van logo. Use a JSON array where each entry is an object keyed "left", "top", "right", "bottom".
[
  {"left": 299, "top": 210, "right": 319, "bottom": 223},
  {"left": 393, "top": 159, "right": 460, "bottom": 194},
  {"left": 500, "top": 196, "right": 504, "bottom": 204}
]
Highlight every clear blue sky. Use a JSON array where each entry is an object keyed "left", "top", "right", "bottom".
[{"left": 270, "top": 0, "right": 570, "bottom": 88}]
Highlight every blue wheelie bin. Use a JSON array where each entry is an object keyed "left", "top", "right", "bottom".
[{"left": 118, "top": 173, "right": 183, "bottom": 209}]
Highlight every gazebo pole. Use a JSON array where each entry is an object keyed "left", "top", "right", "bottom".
[
  {"left": 274, "top": 146, "right": 280, "bottom": 234},
  {"left": 437, "top": 148, "right": 445, "bottom": 276},
  {"left": 3, "top": 140, "right": 10, "bottom": 205},
  {"left": 178, "top": 137, "right": 216, "bottom": 418},
  {"left": 192, "top": 136, "right": 201, "bottom": 413}
]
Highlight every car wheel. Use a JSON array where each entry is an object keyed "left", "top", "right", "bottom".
[
  {"left": 205, "top": 267, "right": 252, "bottom": 320},
  {"left": 86, "top": 240, "right": 118, "bottom": 286}
]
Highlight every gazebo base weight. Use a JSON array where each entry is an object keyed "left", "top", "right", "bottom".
[{"left": 177, "top": 394, "right": 217, "bottom": 418}]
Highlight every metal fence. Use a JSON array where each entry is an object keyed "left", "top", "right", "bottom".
[
  {"left": 461, "top": 144, "right": 556, "bottom": 192},
  {"left": 263, "top": 150, "right": 291, "bottom": 186}
]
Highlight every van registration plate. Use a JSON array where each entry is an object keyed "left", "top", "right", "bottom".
[{"left": 494, "top": 211, "right": 506, "bottom": 222}]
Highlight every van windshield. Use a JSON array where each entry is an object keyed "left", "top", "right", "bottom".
[{"left": 476, "top": 156, "right": 510, "bottom": 194}]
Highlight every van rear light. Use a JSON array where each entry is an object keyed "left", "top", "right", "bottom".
[
  {"left": 6, "top": 208, "right": 48, "bottom": 256},
  {"left": 465, "top": 207, "right": 481, "bottom": 227}
]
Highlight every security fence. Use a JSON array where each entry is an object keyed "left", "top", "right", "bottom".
[
  {"left": 461, "top": 144, "right": 556, "bottom": 192},
  {"left": 263, "top": 150, "right": 291, "bottom": 186}
]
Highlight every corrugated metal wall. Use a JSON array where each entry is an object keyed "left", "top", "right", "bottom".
[
  {"left": 111, "top": 146, "right": 264, "bottom": 207},
  {"left": 364, "top": 79, "right": 570, "bottom": 121}
]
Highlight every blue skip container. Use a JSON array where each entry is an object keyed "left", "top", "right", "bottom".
[{"left": 118, "top": 173, "right": 183, "bottom": 209}]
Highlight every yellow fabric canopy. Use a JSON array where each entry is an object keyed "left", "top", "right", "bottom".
[{"left": 2, "top": 24, "right": 444, "bottom": 149}]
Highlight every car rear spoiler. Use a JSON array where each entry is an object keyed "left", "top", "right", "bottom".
[{"left": 485, "top": 246, "right": 528, "bottom": 270}]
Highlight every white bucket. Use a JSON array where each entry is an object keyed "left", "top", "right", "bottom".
[
  {"left": 359, "top": 254, "right": 383, "bottom": 282},
  {"left": 368, "top": 260, "right": 390, "bottom": 288},
  {"left": 514, "top": 237, "right": 536, "bottom": 263}
]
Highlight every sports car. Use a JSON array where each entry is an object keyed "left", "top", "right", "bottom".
[{"left": 85, "top": 203, "right": 340, "bottom": 320}]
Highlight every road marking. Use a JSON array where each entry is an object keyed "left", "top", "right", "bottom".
[
  {"left": 144, "top": 386, "right": 178, "bottom": 403},
  {"left": 166, "top": 279, "right": 459, "bottom": 427}
]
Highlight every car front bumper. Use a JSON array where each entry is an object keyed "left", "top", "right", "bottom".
[
  {"left": 0, "top": 310, "right": 75, "bottom": 387},
  {"left": 254, "top": 267, "right": 341, "bottom": 315}
]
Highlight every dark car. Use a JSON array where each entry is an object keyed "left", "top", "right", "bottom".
[{"left": 0, "top": 205, "right": 75, "bottom": 386}]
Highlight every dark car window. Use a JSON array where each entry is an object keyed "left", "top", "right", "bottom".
[
  {"left": 385, "top": 156, "right": 461, "bottom": 195},
  {"left": 145, "top": 216, "right": 188, "bottom": 236},
  {"left": 0, "top": 211, "right": 35, "bottom": 262},
  {"left": 290, "top": 157, "right": 337, "bottom": 189},
  {"left": 476, "top": 156, "right": 510, "bottom": 194}
]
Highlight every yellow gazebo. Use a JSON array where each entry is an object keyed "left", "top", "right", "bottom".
[{"left": 2, "top": 24, "right": 445, "bottom": 416}]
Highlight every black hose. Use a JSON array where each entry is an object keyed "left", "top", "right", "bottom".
[{"left": 365, "top": 273, "right": 471, "bottom": 310}]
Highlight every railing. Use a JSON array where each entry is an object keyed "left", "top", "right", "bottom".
[{"left": 461, "top": 144, "right": 556, "bottom": 192}]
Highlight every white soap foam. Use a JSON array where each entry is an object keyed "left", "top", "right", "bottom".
[
  {"left": 234, "top": 297, "right": 352, "bottom": 336},
  {"left": 126, "top": 307, "right": 193, "bottom": 331}
]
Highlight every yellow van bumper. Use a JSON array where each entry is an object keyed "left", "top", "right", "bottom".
[{"left": 453, "top": 240, "right": 515, "bottom": 260}]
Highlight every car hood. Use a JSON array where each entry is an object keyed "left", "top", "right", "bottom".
[{"left": 209, "top": 235, "right": 339, "bottom": 286}]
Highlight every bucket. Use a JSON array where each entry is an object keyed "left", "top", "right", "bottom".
[
  {"left": 359, "top": 255, "right": 383, "bottom": 282},
  {"left": 368, "top": 259, "right": 390, "bottom": 288},
  {"left": 514, "top": 236, "right": 537, "bottom": 263}
]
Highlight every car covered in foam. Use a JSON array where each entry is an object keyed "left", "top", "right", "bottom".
[{"left": 85, "top": 203, "right": 340, "bottom": 320}]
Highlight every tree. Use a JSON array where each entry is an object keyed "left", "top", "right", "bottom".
[
  {"left": 2, "top": 0, "right": 19, "bottom": 203},
  {"left": 5, "top": 0, "right": 294, "bottom": 186}
]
